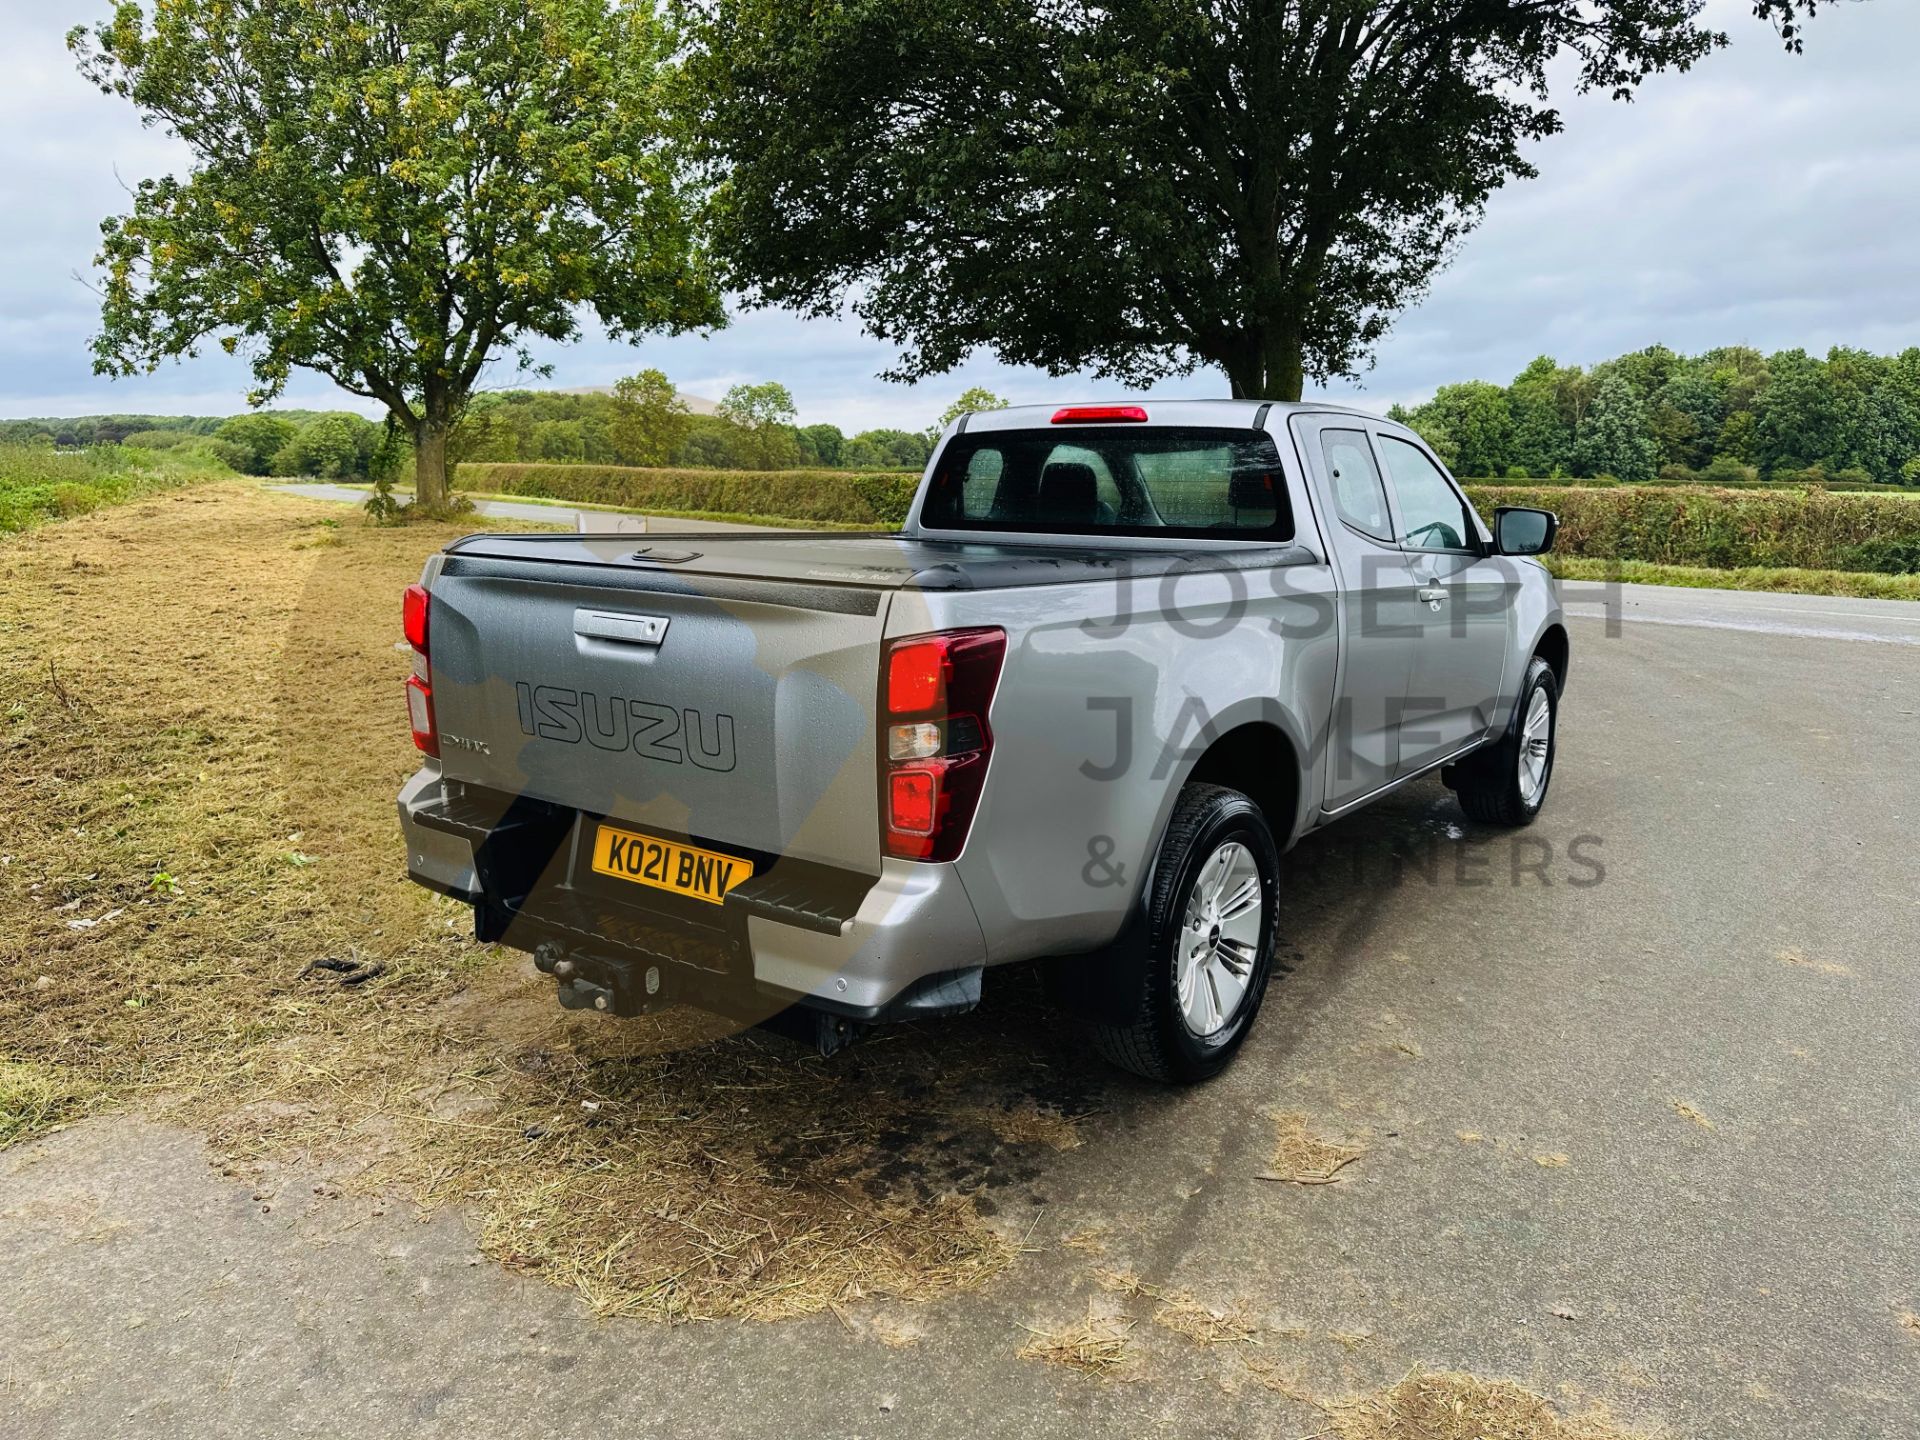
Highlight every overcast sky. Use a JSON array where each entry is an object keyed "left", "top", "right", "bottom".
[{"left": 3, "top": 0, "right": 1914, "bottom": 432}]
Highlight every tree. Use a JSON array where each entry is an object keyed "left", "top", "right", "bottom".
[
  {"left": 273, "top": 413, "right": 380, "bottom": 479},
  {"left": 675, "top": 414, "right": 753, "bottom": 468},
  {"left": 938, "top": 388, "right": 1010, "bottom": 432},
  {"left": 609, "top": 369, "right": 692, "bottom": 468},
  {"left": 214, "top": 413, "right": 297, "bottom": 475},
  {"left": 1508, "top": 357, "right": 1573, "bottom": 478},
  {"left": 1755, "top": 349, "right": 1839, "bottom": 474},
  {"left": 717, "top": 382, "right": 799, "bottom": 470},
  {"left": 1412, "top": 382, "right": 1511, "bottom": 478},
  {"left": 1608, "top": 344, "right": 1683, "bottom": 405},
  {"left": 1573, "top": 375, "right": 1657, "bottom": 482},
  {"left": 844, "top": 430, "right": 935, "bottom": 471},
  {"left": 1643, "top": 365, "right": 1724, "bottom": 472},
  {"left": 684, "top": 1, "right": 1839, "bottom": 402},
  {"left": 1850, "top": 383, "right": 1919, "bottom": 484},
  {"left": 72, "top": 0, "right": 723, "bottom": 510},
  {"left": 798, "top": 423, "right": 846, "bottom": 468}
]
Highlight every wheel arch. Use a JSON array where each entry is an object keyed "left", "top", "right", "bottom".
[
  {"left": 1176, "top": 715, "right": 1306, "bottom": 853},
  {"left": 1533, "top": 622, "right": 1570, "bottom": 693}
]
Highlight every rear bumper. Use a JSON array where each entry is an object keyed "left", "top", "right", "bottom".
[{"left": 397, "top": 769, "right": 990, "bottom": 1021}]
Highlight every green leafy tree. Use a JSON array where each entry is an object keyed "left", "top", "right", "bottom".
[
  {"left": 1650, "top": 369, "right": 1724, "bottom": 471},
  {"left": 1573, "top": 375, "right": 1657, "bottom": 482},
  {"left": 938, "top": 388, "right": 1009, "bottom": 433},
  {"left": 530, "top": 419, "right": 589, "bottom": 464},
  {"left": 609, "top": 369, "right": 692, "bottom": 467},
  {"left": 717, "top": 382, "right": 800, "bottom": 470},
  {"left": 1715, "top": 409, "right": 1759, "bottom": 466},
  {"left": 1887, "top": 348, "right": 1920, "bottom": 418},
  {"left": 684, "top": 1, "right": 1836, "bottom": 401},
  {"left": 1413, "top": 382, "right": 1512, "bottom": 478},
  {"left": 1606, "top": 344, "right": 1682, "bottom": 404},
  {"left": 798, "top": 423, "right": 846, "bottom": 468},
  {"left": 674, "top": 414, "right": 753, "bottom": 468},
  {"left": 1507, "top": 357, "right": 1573, "bottom": 477},
  {"left": 72, "top": 0, "right": 723, "bottom": 510},
  {"left": 273, "top": 413, "right": 380, "bottom": 479},
  {"left": 214, "top": 413, "right": 297, "bottom": 475},
  {"left": 844, "top": 430, "right": 934, "bottom": 471},
  {"left": 1755, "top": 349, "right": 1839, "bottom": 475},
  {"left": 1850, "top": 383, "right": 1919, "bottom": 484}
]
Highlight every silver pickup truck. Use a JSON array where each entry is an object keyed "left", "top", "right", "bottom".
[{"left": 397, "top": 400, "right": 1566, "bottom": 1082}]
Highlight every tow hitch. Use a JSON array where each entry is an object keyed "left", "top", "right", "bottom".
[{"left": 533, "top": 941, "right": 663, "bottom": 1017}]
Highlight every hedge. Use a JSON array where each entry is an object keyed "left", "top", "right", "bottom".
[
  {"left": 1464, "top": 484, "right": 1920, "bottom": 573},
  {"left": 458, "top": 462, "right": 919, "bottom": 528},
  {"left": 455, "top": 463, "right": 1920, "bottom": 575},
  {"left": 1456, "top": 473, "right": 1916, "bottom": 494}
]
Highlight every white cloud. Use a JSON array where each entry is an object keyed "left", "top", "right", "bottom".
[{"left": 2, "top": 0, "right": 1913, "bottom": 431}]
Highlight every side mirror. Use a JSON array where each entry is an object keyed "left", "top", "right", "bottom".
[{"left": 1494, "top": 506, "right": 1558, "bottom": 557}]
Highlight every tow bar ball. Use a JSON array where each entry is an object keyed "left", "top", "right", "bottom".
[{"left": 533, "top": 941, "right": 661, "bottom": 1015}]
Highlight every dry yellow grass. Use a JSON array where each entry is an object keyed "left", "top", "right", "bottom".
[
  {"left": 1061, "top": 1223, "right": 1110, "bottom": 1256},
  {"left": 1535, "top": 1152, "right": 1572, "bottom": 1169},
  {"left": 1093, "top": 1265, "right": 1151, "bottom": 1297},
  {"left": 1152, "top": 1292, "right": 1261, "bottom": 1348},
  {"left": 1259, "top": 1110, "right": 1365, "bottom": 1184},
  {"left": 1670, "top": 1101, "right": 1716, "bottom": 1132},
  {"left": 0, "top": 484, "right": 1127, "bottom": 1321},
  {"left": 1017, "top": 1303, "right": 1133, "bottom": 1376},
  {"left": 1329, "top": 1370, "right": 1648, "bottom": 1440},
  {"left": 958, "top": 1100, "right": 1084, "bottom": 1151},
  {"left": 1897, "top": 1309, "right": 1919, "bottom": 1337}
]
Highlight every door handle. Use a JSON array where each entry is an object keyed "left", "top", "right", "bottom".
[
  {"left": 1417, "top": 585, "right": 1448, "bottom": 606},
  {"left": 574, "top": 609, "right": 670, "bottom": 646}
]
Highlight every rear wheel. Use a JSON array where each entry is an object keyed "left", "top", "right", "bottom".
[
  {"left": 1450, "top": 655, "right": 1559, "bottom": 827},
  {"left": 1091, "top": 783, "right": 1279, "bottom": 1084}
]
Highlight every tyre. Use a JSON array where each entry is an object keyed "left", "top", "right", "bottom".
[
  {"left": 1091, "top": 783, "right": 1280, "bottom": 1084},
  {"left": 1450, "top": 655, "right": 1559, "bottom": 827}
]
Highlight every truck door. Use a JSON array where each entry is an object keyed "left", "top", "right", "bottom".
[
  {"left": 1371, "top": 430, "right": 1513, "bottom": 775},
  {"left": 1293, "top": 418, "right": 1424, "bottom": 810}
]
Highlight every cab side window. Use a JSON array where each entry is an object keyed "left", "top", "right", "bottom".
[
  {"left": 1321, "top": 430, "right": 1393, "bottom": 542},
  {"left": 1378, "top": 436, "right": 1479, "bottom": 552}
]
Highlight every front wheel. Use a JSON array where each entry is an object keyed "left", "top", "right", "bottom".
[
  {"left": 1090, "top": 784, "right": 1280, "bottom": 1084},
  {"left": 1449, "top": 655, "right": 1560, "bottom": 827}
]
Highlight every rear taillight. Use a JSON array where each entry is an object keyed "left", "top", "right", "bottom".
[
  {"left": 881, "top": 628, "right": 1006, "bottom": 862},
  {"left": 1052, "top": 405, "right": 1148, "bottom": 425},
  {"left": 403, "top": 583, "right": 438, "bottom": 758}
]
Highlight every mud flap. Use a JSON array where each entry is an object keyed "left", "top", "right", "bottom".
[{"left": 1042, "top": 899, "right": 1157, "bottom": 1028}]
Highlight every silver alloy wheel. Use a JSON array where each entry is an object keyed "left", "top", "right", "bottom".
[
  {"left": 1175, "top": 840, "right": 1264, "bottom": 1039},
  {"left": 1517, "top": 687, "right": 1553, "bottom": 804}
]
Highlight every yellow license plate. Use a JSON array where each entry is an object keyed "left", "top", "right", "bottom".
[{"left": 590, "top": 826, "right": 753, "bottom": 906}]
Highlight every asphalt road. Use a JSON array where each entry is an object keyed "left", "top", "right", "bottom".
[{"left": 4, "top": 582, "right": 1917, "bottom": 1439}]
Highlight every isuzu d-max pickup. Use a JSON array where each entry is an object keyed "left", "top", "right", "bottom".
[{"left": 397, "top": 400, "right": 1566, "bottom": 1081}]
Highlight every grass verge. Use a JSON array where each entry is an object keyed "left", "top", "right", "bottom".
[
  {"left": 0, "top": 482, "right": 1119, "bottom": 1322},
  {"left": 0, "top": 444, "right": 224, "bottom": 533},
  {"left": 1546, "top": 556, "right": 1920, "bottom": 600}
]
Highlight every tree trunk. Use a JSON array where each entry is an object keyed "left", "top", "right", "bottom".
[
  {"left": 1263, "top": 325, "right": 1306, "bottom": 404},
  {"left": 413, "top": 419, "right": 450, "bottom": 510},
  {"left": 1222, "top": 327, "right": 1307, "bottom": 403}
]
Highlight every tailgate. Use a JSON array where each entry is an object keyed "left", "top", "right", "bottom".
[{"left": 425, "top": 551, "right": 888, "bottom": 875}]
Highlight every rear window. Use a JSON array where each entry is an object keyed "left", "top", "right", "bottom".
[{"left": 920, "top": 427, "right": 1293, "bottom": 541}]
